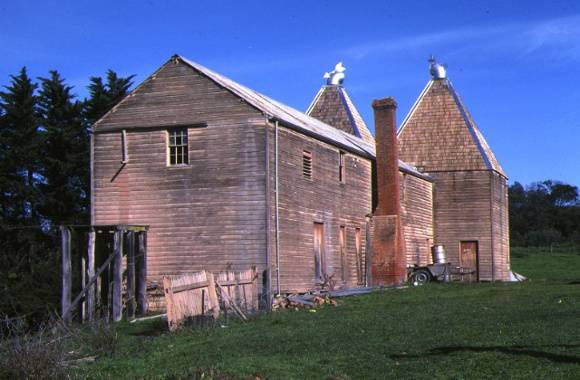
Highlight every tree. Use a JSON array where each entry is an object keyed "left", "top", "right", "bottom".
[
  {"left": 0, "top": 68, "right": 42, "bottom": 225},
  {"left": 84, "top": 70, "right": 134, "bottom": 126},
  {"left": 38, "top": 71, "right": 87, "bottom": 225},
  {"left": 509, "top": 180, "right": 580, "bottom": 247}
]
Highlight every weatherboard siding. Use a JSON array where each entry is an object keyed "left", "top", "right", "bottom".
[
  {"left": 268, "top": 125, "right": 373, "bottom": 293},
  {"left": 400, "top": 173, "right": 434, "bottom": 266}
]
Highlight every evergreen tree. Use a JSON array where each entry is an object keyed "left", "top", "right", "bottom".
[
  {"left": 84, "top": 70, "right": 134, "bottom": 125},
  {"left": 0, "top": 67, "right": 41, "bottom": 225},
  {"left": 38, "top": 71, "right": 87, "bottom": 225}
]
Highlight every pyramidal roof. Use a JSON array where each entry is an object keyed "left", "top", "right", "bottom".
[
  {"left": 398, "top": 69, "right": 505, "bottom": 177},
  {"left": 306, "top": 85, "right": 375, "bottom": 145},
  {"left": 306, "top": 63, "right": 374, "bottom": 145}
]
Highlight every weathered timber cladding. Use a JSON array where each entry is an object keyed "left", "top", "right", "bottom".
[
  {"left": 491, "top": 172, "right": 510, "bottom": 281},
  {"left": 268, "top": 126, "right": 372, "bottom": 293},
  {"left": 429, "top": 171, "right": 510, "bottom": 280},
  {"left": 93, "top": 60, "right": 268, "bottom": 281},
  {"left": 400, "top": 173, "right": 434, "bottom": 266}
]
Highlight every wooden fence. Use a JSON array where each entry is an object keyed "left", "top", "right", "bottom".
[{"left": 163, "top": 268, "right": 258, "bottom": 330}]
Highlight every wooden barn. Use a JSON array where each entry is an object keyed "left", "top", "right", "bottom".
[
  {"left": 91, "top": 55, "right": 379, "bottom": 299},
  {"left": 397, "top": 59, "right": 510, "bottom": 281},
  {"left": 90, "top": 54, "right": 509, "bottom": 304}
]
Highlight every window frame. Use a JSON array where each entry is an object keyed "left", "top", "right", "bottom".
[
  {"left": 338, "top": 151, "right": 346, "bottom": 183},
  {"left": 166, "top": 128, "right": 189, "bottom": 166}
]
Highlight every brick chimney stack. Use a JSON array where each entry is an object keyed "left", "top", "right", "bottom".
[
  {"left": 372, "top": 97, "right": 400, "bottom": 217},
  {"left": 370, "top": 97, "right": 407, "bottom": 285}
]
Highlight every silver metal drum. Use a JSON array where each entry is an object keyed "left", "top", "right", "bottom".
[{"left": 431, "top": 245, "right": 446, "bottom": 264}]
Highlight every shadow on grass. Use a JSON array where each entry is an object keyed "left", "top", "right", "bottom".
[{"left": 391, "top": 345, "right": 580, "bottom": 364}]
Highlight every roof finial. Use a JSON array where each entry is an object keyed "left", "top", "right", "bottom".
[
  {"left": 428, "top": 55, "right": 447, "bottom": 79},
  {"left": 323, "top": 62, "right": 346, "bottom": 85}
]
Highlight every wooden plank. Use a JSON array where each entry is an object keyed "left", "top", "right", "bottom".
[
  {"left": 60, "top": 226, "right": 72, "bottom": 323},
  {"left": 137, "top": 231, "right": 148, "bottom": 315},
  {"left": 86, "top": 230, "right": 96, "bottom": 321},
  {"left": 172, "top": 280, "right": 209, "bottom": 294},
  {"left": 111, "top": 229, "right": 124, "bottom": 322},
  {"left": 163, "top": 275, "right": 177, "bottom": 331},
  {"left": 205, "top": 272, "right": 220, "bottom": 319}
]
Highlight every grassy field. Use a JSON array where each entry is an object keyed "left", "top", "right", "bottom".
[{"left": 79, "top": 247, "right": 580, "bottom": 379}]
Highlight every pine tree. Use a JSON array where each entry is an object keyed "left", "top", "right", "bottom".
[
  {"left": 0, "top": 67, "right": 41, "bottom": 225},
  {"left": 84, "top": 70, "right": 134, "bottom": 125},
  {"left": 38, "top": 71, "right": 87, "bottom": 225}
]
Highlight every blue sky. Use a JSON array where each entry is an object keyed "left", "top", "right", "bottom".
[{"left": 1, "top": 0, "right": 579, "bottom": 187}]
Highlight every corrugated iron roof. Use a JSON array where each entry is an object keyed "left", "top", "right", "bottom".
[{"left": 179, "top": 56, "right": 377, "bottom": 157}]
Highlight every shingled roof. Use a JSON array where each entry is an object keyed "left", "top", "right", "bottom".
[
  {"left": 398, "top": 77, "right": 506, "bottom": 177},
  {"left": 306, "top": 85, "right": 375, "bottom": 145}
]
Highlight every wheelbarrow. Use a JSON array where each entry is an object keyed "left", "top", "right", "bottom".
[{"left": 407, "top": 262, "right": 452, "bottom": 285}]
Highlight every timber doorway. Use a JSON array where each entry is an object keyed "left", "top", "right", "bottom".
[
  {"left": 313, "top": 223, "right": 326, "bottom": 282},
  {"left": 460, "top": 241, "right": 479, "bottom": 281}
]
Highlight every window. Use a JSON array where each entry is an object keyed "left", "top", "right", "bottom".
[
  {"left": 167, "top": 128, "right": 188, "bottom": 165},
  {"left": 302, "top": 150, "right": 312, "bottom": 179},
  {"left": 121, "top": 129, "right": 128, "bottom": 163},
  {"left": 339, "top": 151, "right": 346, "bottom": 183}
]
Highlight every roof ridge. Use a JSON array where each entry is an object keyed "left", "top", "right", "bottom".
[{"left": 178, "top": 55, "right": 376, "bottom": 158}]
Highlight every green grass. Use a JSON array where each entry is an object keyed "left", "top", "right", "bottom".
[{"left": 79, "top": 247, "right": 580, "bottom": 379}]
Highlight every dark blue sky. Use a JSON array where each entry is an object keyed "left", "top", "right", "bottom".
[{"left": 2, "top": 0, "right": 579, "bottom": 186}]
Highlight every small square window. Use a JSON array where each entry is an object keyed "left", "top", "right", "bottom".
[{"left": 167, "top": 128, "right": 188, "bottom": 165}]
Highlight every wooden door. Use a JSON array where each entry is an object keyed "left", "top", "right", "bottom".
[
  {"left": 313, "top": 223, "right": 325, "bottom": 281},
  {"left": 339, "top": 226, "right": 346, "bottom": 282},
  {"left": 355, "top": 228, "right": 363, "bottom": 285},
  {"left": 460, "top": 241, "right": 478, "bottom": 280}
]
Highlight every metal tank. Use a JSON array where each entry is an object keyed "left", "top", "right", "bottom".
[{"left": 431, "top": 245, "right": 447, "bottom": 264}]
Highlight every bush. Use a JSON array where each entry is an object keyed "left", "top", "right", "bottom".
[
  {"left": 0, "top": 317, "right": 71, "bottom": 379},
  {"left": 79, "top": 320, "right": 119, "bottom": 356}
]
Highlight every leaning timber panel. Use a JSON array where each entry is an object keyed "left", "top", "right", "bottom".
[{"left": 267, "top": 125, "right": 373, "bottom": 293}]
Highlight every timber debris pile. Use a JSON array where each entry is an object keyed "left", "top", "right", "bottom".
[{"left": 271, "top": 294, "right": 338, "bottom": 310}]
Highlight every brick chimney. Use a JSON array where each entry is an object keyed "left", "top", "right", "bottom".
[{"left": 370, "top": 97, "right": 407, "bottom": 285}]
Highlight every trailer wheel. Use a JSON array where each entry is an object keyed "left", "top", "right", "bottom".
[{"left": 411, "top": 269, "right": 432, "bottom": 285}]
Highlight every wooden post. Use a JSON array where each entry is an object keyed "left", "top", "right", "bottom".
[
  {"left": 60, "top": 226, "right": 72, "bottom": 323},
  {"left": 136, "top": 231, "right": 148, "bottom": 316},
  {"left": 111, "top": 229, "right": 124, "bottom": 322},
  {"left": 126, "top": 231, "right": 136, "bottom": 319},
  {"left": 86, "top": 229, "right": 96, "bottom": 321}
]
